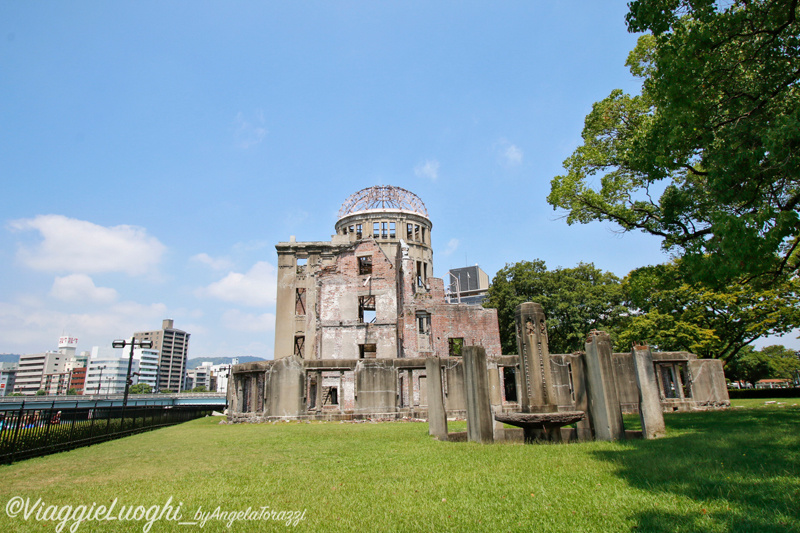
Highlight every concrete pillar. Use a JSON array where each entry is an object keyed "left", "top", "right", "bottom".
[
  {"left": 463, "top": 346, "right": 494, "bottom": 444},
  {"left": 266, "top": 356, "right": 305, "bottom": 418},
  {"left": 632, "top": 345, "right": 666, "bottom": 439},
  {"left": 355, "top": 360, "right": 397, "bottom": 416},
  {"left": 584, "top": 330, "right": 625, "bottom": 441},
  {"left": 425, "top": 357, "right": 448, "bottom": 440},
  {"left": 514, "top": 302, "right": 557, "bottom": 412}
]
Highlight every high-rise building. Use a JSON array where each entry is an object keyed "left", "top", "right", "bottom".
[
  {"left": 13, "top": 336, "right": 77, "bottom": 395},
  {"left": 447, "top": 265, "right": 490, "bottom": 305},
  {"left": 85, "top": 357, "right": 139, "bottom": 395},
  {"left": 134, "top": 319, "right": 190, "bottom": 392},
  {"left": 0, "top": 362, "right": 18, "bottom": 397}
]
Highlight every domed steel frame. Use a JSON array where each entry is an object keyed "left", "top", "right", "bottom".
[{"left": 338, "top": 185, "right": 428, "bottom": 219}]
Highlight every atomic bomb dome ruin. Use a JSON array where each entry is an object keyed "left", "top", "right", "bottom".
[{"left": 228, "top": 185, "right": 729, "bottom": 443}]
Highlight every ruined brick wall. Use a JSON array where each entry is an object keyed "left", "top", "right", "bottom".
[
  {"left": 316, "top": 240, "right": 399, "bottom": 359},
  {"left": 397, "top": 252, "right": 502, "bottom": 359}
]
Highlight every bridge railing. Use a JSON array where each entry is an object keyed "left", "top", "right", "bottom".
[
  {"left": 0, "top": 401, "right": 215, "bottom": 464},
  {"left": 0, "top": 392, "right": 226, "bottom": 404}
]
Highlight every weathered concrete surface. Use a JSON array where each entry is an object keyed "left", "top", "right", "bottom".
[
  {"left": 463, "top": 346, "right": 494, "bottom": 444},
  {"left": 425, "top": 357, "right": 448, "bottom": 440},
  {"left": 632, "top": 345, "right": 666, "bottom": 439},
  {"left": 688, "top": 359, "right": 731, "bottom": 409},
  {"left": 514, "top": 302, "right": 557, "bottom": 412},
  {"left": 584, "top": 331, "right": 625, "bottom": 441},
  {"left": 355, "top": 360, "right": 397, "bottom": 415},
  {"left": 267, "top": 355, "right": 305, "bottom": 418}
]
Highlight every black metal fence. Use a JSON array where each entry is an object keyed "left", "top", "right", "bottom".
[{"left": 0, "top": 401, "right": 214, "bottom": 464}]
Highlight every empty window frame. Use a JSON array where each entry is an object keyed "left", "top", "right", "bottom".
[
  {"left": 294, "top": 336, "right": 305, "bottom": 358},
  {"left": 421, "top": 227, "right": 426, "bottom": 244},
  {"left": 323, "top": 386, "right": 338, "bottom": 406},
  {"left": 414, "top": 224, "right": 420, "bottom": 242},
  {"left": 407, "top": 223, "right": 414, "bottom": 240},
  {"left": 356, "top": 224, "right": 363, "bottom": 239},
  {"left": 381, "top": 222, "right": 388, "bottom": 239},
  {"left": 389, "top": 222, "right": 396, "bottom": 239},
  {"left": 502, "top": 366, "right": 518, "bottom": 402},
  {"left": 295, "top": 288, "right": 306, "bottom": 315},
  {"left": 448, "top": 337, "right": 463, "bottom": 357},
  {"left": 358, "top": 255, "right": 372, "bottom": 275},
  {"left": 417, "top": 312, "right": 431, "bottom": 335},
  {"left": 359, "top": 343, "right": 377, "bottom": 359},
  {"left": 373, "top": 222, "right": 380, "bottom": 238},
  {"left": 359, "top": 295, "right": 376, "bottom": 323},
  {"left": 416, "top": 261, "right": 424, "bottom": 287}
]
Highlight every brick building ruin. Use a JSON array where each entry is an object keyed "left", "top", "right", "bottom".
[{"left": 228, "top": 185, "right": 729, "bottom": 433}]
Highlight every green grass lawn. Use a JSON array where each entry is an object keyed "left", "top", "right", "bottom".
[{"left": 0, "top": 403, "right": 798, "bottom": 532}]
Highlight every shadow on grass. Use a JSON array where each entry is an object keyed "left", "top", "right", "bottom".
[{"left": 594, "top": 408, "right": 800, "bottom": 533}]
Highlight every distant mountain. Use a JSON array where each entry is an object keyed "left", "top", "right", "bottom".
[
  {"left": 186, "top": 356, "right": 267, "bottom": 369},
  {"left": 0, "top": 354, "right": 20, "bottom": 363}
]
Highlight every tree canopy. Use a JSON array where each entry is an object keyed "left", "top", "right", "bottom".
[
  {"left": 548, "top": 0, "right": 800, "bottom": 285},
  {"left": 483, "top": 260, "right": 627, "bottom": 354},
  {"left": 616, "top": 261, "right": 800, "bottom": 361}
]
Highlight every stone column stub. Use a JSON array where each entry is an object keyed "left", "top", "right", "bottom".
[
  {"left": 632, "top": 344, "right": 666, "bottom": 439},
  {"left": 514, "top": 302, "right": 557, "bottom": 413}
]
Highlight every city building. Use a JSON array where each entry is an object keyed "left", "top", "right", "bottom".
[
  {"left": 447, "top": 265, "right": 490, "bottom": 305},
  {"left": 85, "top": 356, "right": 139, "bottom": 395},
  {"left": 185, "top": 362, "right": 213, "bottom": 391},
  {"left": 134, "top": 319, "right": 190, "bottom": 392},
  {"left": 13, "top": 336, "right": 77, "bottom": 395},
  {"left": 69, "top": 367, "right": 86, "bottom": 394},
  {"left": 132, "top": 347, "right": 160, "bottom": 391},
  {"left": 0, "top": 362, "right": 18, "bottom": 397}
]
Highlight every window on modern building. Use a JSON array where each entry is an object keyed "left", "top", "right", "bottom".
[
  {"left": 448, "top": 338, "right": 463, "bottom": 357},
  {"left": 359, "top": 344, "right": 377, "bottom": 359},
  {"left": 358, "top": 295, "right": 376, "bottom": 323},
  {"left": 358, "top": 255, "right": 372, "bottom": 275},
  {"left": 295, "top": 288, "right": 306, "bottom": 315}
]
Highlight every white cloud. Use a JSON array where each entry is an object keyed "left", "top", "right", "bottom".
[
  {"left": 50, "top": 274, "right": 118, "bottom": 304},
  {"left": 0, "top": 300, "right": 168, "bottom": 352},
  {"left": 414, "top": 159, "right": 440, "bottom": 181},
  {"left": 9, "top": 215, "right": 166, "bottom": 276},
  {"left": 196, "top": 261, "right": 277, "bottom": 307},
  {"left": 190, "top": 253, "right": 234, "bottom": 271},
  {"left": 504, "top": 144, "right": 523, "bottom": 165},
  {"left": 495, "top": 139, "right": 523, "bottom": 166},
  {"left": 221, "top": 309, "right": 276, "bottom": 332},
  {"left": 235, "top": 110, "right": 267, "bottom": 149},
  {"left": 442, "top": 238, "right": 460, "bottom": 257}
]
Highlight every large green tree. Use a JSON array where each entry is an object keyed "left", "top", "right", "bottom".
[
  {"left": 548, "top": 0, "right": 800, "bottom": 285},
  {"left": 617, "top": 261, "right": 800, "bottom": 361},
  {"left": 483, "top": 260, "right": 627, "bottom": 355}
]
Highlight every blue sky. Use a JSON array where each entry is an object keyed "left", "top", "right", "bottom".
[{"left": 2, "top": 2, "right": 796, "bottom": 358}]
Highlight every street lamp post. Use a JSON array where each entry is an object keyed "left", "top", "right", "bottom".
[
  {"left": 95, "top": 365, "right": 107, "bottom": 395},
  {"left": 112, "top": 337, "right": 153, "bottom": 409}
]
